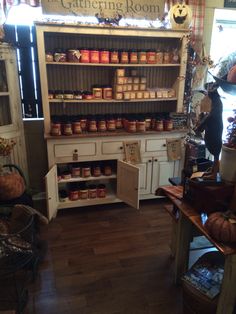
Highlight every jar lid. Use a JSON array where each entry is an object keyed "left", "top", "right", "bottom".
[
  {"left": 88, "top": 184, "right": 97, "bottom": 189},
  {"left": 97, "top": 184, "right": 106, "bottom": 188}
]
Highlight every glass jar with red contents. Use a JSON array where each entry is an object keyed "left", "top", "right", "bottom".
[
  {"left": 147, "top": 50, "right": 156, "bottom": 64},
  {"left": 83, "top": 90, "right": 93, "bottom": 100},
  {"left": 106, "top": 116, "right": 116, "bottom": 131},
  {"left": 71, "top": 164, "right": 81, "bottom": 177},
  {"left": 120, "top": 50, "right": 129, "bottom": 64},
  {"left": 62, "top": 118, "right": 73, "bottom": 135},
  {"left": 79, "top": 183, "right": 88, "bottom": 199},
  {"left": 110, "top": 49, "right": 119, "bottom": 63},
  {"left": 129, "top": 49, "right": 138, "bottom": 64},
  {"left": 127, "top": 119, "right": 137, "bottom": 133},
  {"left": 81, "top": 164, "right": 91, "bottom": 177},
  {"left": 92, "top": 163, "right": 102, "bottom": 177},
  {"left": 155, "top": 119, "right": 164, "bottom": 131},
  {"left": 72, "top": 118, "right": 82, "bottom": 134},
  {"left": 97, "top": 116, "right": 107, "bottom": 132},
  {"left": 80, "top": 116, "right": 87, "bottom": 132},
  {"left": 136, "top": 118, "right": 146, "bottom": 132},
  {"left": 115, "top": 116, "right": 123, "bottom": 129},
  {"left": 88, "top": 184, "right": 97, "bottom": 199},
  {"left": 69, "top": 183, "right": 79, "bottom": 201},
  {"left": 88, "top": 116, "right": 97, "bottom": 132},
  {"left": 97, "top": 184, "right": 106, "bottom": 198},
  {"left": 80, "top": 48, "right": 90, "bottom": 63},
  {"left": 90, "top": 48, "right": 100, "bottom": 63},
  {"left": 50, "top": 116, "right": 61, "bottom": 136},
  {"left": 164, "top": 119, "right": 173, "bottom": 131},
  {"left": 99, "top": 49, "right": 110, "bottom": 64},
  {"left": 138, "top": 50, "right": 147, "bottom": 64}
]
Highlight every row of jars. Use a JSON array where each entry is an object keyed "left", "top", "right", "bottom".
[
  {"left": 50, "top": 114, "right": 174, "bottom": 136},
  {"left": 46, "top": 48, "right": 180, "bottom": 64},
  {"left": 58, "top": 162, "right": 114, "bottom": 180},
  {"left": 59, "top": 183, "right": 107, "bottom": 202}
]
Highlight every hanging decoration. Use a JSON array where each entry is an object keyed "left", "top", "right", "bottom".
[{"left": 168, "top": 2, "right": 192, "bottom": 29}]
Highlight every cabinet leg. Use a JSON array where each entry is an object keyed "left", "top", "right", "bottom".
[{"left": 216, "top": 254, "right": 236, "bottom": 314}]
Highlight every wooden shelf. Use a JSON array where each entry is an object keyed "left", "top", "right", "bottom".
[
  {"left": 58, "top": 174, "right": 117, "bottom": 183},
  {"left": 58, "top": 191, "right": 120, "bottom": 209},
  {"left": 49, "top": 97, "right": 177, "bottom": 103},
  {"left": 46, "top": 62, "right": 180, "bottom": 67}
]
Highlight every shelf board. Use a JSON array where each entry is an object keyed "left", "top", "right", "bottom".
[
  {"left": 49, "top": 98, "right": 177, "bottom": 103},
  {"left": 0, "top": 92, "right": 9, "bottom": 96},
  {"left": 58, "top": 174, "right": 117, "bottom": 183},
  {"left": 46, "top": 62, "right": 180, "bottom": 67},
  {"left": 58, "top": 192, "right": 120, "bottom": 209}
]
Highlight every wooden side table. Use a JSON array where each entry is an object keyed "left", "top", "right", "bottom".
[{"left": 162, "top": 188, "right": 236, "bottom": 314}]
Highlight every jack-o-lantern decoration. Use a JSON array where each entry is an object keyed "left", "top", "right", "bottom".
[{"left": 169, "top": 2, "right": 192, "bottom": 30}]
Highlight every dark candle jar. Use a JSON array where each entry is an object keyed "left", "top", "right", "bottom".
[
  {"left": 93, "top": 163, "right": 102, "bottom": 177},
  {"left": 83, "top": 90, "right": 93, "bottom": 100},
  {"left": 88, "top": 184, "right": 97, "bottom": 199},
  {"left": 97, "top": 184, "right": 106, "bottom": 198},
  {"left": 74, "top": 90, "right": 83, "bottom": 100},
  {"left": 67, "top": 49, "right": 81, "bottom": 62},
  {"left": 51, "top": 116, "right": 61, "bottom": 136},
  {"left": 80, "top": 117, "right": 88, "bottom": 132}
]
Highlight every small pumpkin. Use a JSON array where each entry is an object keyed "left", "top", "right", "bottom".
[
  {"left": 169, "top": 2, "right": 192, "bottom": 30},
  {"left": 205, "top": 211, "right": 236, "bottom": 243},
  {"left": 0, "top": 172, "right": 25, "bottom": 201}
]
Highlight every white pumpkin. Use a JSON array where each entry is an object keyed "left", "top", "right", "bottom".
[{"left": 169, "top": 2, "right": 192, "bottom": 30}]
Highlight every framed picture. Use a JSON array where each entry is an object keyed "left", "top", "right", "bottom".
[{"left": 224, "top": 0, "right": 236, "bottom": 8}]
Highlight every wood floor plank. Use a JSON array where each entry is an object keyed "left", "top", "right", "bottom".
[{"left": 24, "top": 199, "right": 182, "bottom": 314}]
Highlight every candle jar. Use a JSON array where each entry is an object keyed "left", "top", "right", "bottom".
[
  {"left": 93, "top": 164, "right": 102, "bottom": 177},
  {"left": 45, "top": 51, "right": 53, "bottom": 62},
  {"left": 62, "top": 121, "right": 73, "bottom": 135},
  {"left": 64, "top": 90, "right": 74, "bottom": 100},
  {"left": 90, "top": 49, "right": 100, "bottom": 63},
  {"left": 54, "top": 49, "right": 67, "bottom": 62},
  {"left": 103, "top": 86, "right": 113, "bottom": 100},
  {"left": 138, "top": 50, "right": 147, "bottom": 64},
  {"left": 97, "top": 184, "right": 106, "bottom": 198},
  {"left": 72, "top": 120, "right": 82, "bottom": 134},
  {"left": 127, "top": 120, "right": 137, "bottom": 133},
  {"left": 155, "top": 119, "right": 164, "bottom": 131},
  {"left": 100, "top": 49, "right": 110, "bottom": 63},
  {"left": 74, "top": 91, "right": 83, "bottom": 100},
  {"left": 80, "top": 118, "right": 87, "bottom": 132},
  {"left": 62, "top": 171, "right": 72, "bottom": 180},
  {"left": 107, "top": 117, "right": 116, "bottom": 131},
  {"left": 103, "top": 165, "right": 112, "bottom": 176},
  {"left": 80, "top": 48, "right": 90, "bottom": 63},
  {"left": 129, "top": 50, "right": 138, "bottom": 64},
  {"left": 115, "top": 117, "right": 123, "bottom": 129},
  {"left": 110, "top": 49, "right": 119, "bottom": 63},
  {"left": 92, "top": 85, "right": 103, "bottom": 99},
  {"left": 164, "top": 119, "right": 173, "bottom": 131},
  {"left": 51, "top": 121, "right": 61, "bottom": 136},
  {"left": 88, "top": 118, "right": 97, "bottom": 132},
  {"left": 136, "top": 120, "right": 146, "bottom": 132},
  {"left": 54, "top": 90, "right": 64, "bottom": 99},
  {"left": 98, "top": 118, "right": 107, "bottom": 132},
  {"left": 83, "top": 91, "right": 93, "bottom": 100},
  {"left": 120, "top": 50, "right": 129, "bottom": 64},
  {"left": 147, "top": 50, "right": 156, "bottom": 64},
  {"left": 69, "top": 185, "right": 79, "bottom": 201},
  {"left": 80, "top": 186, "right": 88, "bottom": 199},
  {"left": 71, "top": 164, "right": 81, "bottom": 177},
  {"left": 156, "top": 50, "right": 164, "bottom": 64},
  {"left": 81, "top": 166, "right": 91, "bottom": 177},
  {"left": 88, "top": 184, "right": 97, "bottom": 198},
  {"left": 67, "top": 49, "right": 81, "bottom": 62}
]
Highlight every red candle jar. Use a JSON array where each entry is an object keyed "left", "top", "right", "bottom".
[
  {"left": 100, "top": 49, "right": 110, "bottom": 64},
  {"left": 155, "top": 120, "right": 164, "bottom": 131},
  {"left": 90, "top": 49, "right": 100, "bottom": 63},
  {"left": 120, "top": 50, "right": 129, "bottom": 64},
  {"left": 51, "top": 121, "right": 61, "bottom": 136},
  {"left": 110, "top": 49, "right": 119, "bottom": 63},
  {"left": 164, "top": 119, "right": 173, "bottom": 131},
  {"left": 80, "top": 118, "right": 87, "bottom": 132},
  {"left": 129, "top": 50, "right": 138, "bottom": 64},
  {"left": 72, "top": 120, "right": 82, "bottom": 134},
  {"left": 147, "top": 50, "right": 156, "bottom": 64},
  {"left": 88, "top": 184, "right": 97, "bottom": 199},
  {"left": 80, "top": 48, "right": 90, "bottom": 63},
  {"left": 97, "top": 184, "right": 106, "bottom": 198},
  {"left": 69, "top": 189, "right": 79, "bottom": 201},
  {"left": 82, "top": 166, "right": 91, "bottom": 177}
]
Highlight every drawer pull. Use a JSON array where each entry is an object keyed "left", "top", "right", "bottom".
[
  {"left": 149, "top": 160, "right": 152, "bottom": 163},
  {"left": 73, "top": 149, "right": 78, "bottom": 161},
  {"left": 119, "top": 146, "right": 123, "bottom": 150},
  {"left": 163, "top": 144, "right": 166, "bottom": 147}
]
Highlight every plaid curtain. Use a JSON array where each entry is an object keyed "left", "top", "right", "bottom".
[{"left": 166, "top": 0, "right": 205, "bottom": 56}]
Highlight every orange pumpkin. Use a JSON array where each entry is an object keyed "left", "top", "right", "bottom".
[
  {"left": 0, "top": 172, "right": 25, "bottom": 201},
  {"left": 205, "top": 211, "right": 236, "bottom": 243}
]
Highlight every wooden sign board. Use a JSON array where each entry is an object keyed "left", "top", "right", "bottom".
[
  {"left": 41, "top": 0, "right": 165, "bottom": 20},
  {"left": 224, "top": 0, "right": 236, "bottom": 8}
]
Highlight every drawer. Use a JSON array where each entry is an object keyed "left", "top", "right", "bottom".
[
  {"left": 102, "top": 141, "right": 124, "bottom": 155},
  {"left": 54, "top": 142, "right": 96, "bottom": 158},
  {"left": 145, "top": 139, "right": 167, "bottom": 152}
]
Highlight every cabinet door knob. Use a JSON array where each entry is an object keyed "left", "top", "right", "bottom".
[
  {"left": 163, "top": 144, "right": 166, "bottom": 147},
  {"left": 154, "top": 159, "right": 158, "bottom": 162},
  {"left": 74, "top": 149, "right": 78, "bottom": 152},
  {"left": 149, "top": 160, "right": 152, "bottom": 163},
  {"left": 119, "top": 146, "right": 123, "bottom": 150}
]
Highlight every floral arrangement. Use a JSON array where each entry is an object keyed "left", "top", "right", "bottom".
[
  {"left": 0, "top": 137, "right": 16, "bottom": 156},
  {"left": 224, "top": 109, "right": 236, "bottom": 148}
]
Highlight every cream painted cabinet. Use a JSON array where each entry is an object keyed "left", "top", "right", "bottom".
[{"left": 35, "top": 23, "right": 188, "bottom": 219}]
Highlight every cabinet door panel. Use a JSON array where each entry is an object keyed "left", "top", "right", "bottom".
[
  {"left": 137, "top": 158, "right": 152, "bottom": 195},
  {"left": 117, "top": 160, "right": 140, "bottom": 209},
  {"left": 45, "top": 165, "right": 59, "bottom": 221},
  {"left": 158, "top": 161, "right": 175, "bottom": 186}
]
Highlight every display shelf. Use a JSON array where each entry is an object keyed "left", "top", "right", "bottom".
[
  {"left": 58, "top": 173, "right": 117, "bottom": 183},
  {"left": 46, "top": 62, "right": 181, "bottom": 67},
  {"left": 49, "top": 98, "right": 178, "bottom": 103}
]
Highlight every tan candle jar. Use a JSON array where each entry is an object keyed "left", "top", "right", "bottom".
[
  {"left": 136, "top": 91, "right": 143, "bottom": 99},
  {"left": 133, "top": 84, "right": 139, "bottom": 91},
  {"left": 149, "top": 91, "right": 156, "bottom": 99},
  {"left": 139, "top": 84, "right": 146, "bottom": 91},
  {"left": 71, "top": 166, "right": 81, "bottom": 177},
  {"left": 116, "top": 69, "right": 125, "bottom": 77},
  {"left": 136, "top": 121, "right": 146, "bottom": 132},
  {"left": 127, "top": 77, "right": 133, "bottom": 84},
  {"left": 155, "top": 120, "right": 164, "bottom": 131},
  {"left": 123, "top": 91, "right": 131, "bottom": 100},
  {"left": 114, "top": 92, "right": 123, "bottom": 100},
  {"left": 82, "top": 167, "right": 91, "bottom": 177},
  {"left": 133, "top": 77, "right": 140, "bottom": 84},
  {"left": 92, "top": 86, "right": 103, "bottom": 99},
  {"left": 143, "top": 91, "right": 150, "bottom": 99},
  {"left": 88, "top": 185, "right": 97, "bottom": 198},
  {"left": 156, "top": 51, "right": 164, "bottom": 64},
  {"left": 103, "top": 86, "right": 113, "bottom": 100},
  {"left": 127, "top": 84, "right": 132, "bottom": 91},
  {"left": 80, "top": 188, "right": 88, "bottom": 199},
  {"left": 72, "top": 121, "right": 82, "bottom": 134},
  {"left": 114, "top": 85, "right": 123, "bottom": 93},
  {"left": 130, "top": 91, "right": 136, "bottom": 99}
]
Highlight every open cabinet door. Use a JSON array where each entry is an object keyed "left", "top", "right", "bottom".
[
  {"left": 117, "top": 160, "right": 140, "bottom": 209},
  {"left": 45, "top": 165, "right": 59, "bottom": 221}
]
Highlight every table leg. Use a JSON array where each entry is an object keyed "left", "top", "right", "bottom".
[
  {"left": 174, "top": 211, "right": 192, "bottom": 285},
  {"left": 216, "top": 254, "right": 236, "bottom": 314}
]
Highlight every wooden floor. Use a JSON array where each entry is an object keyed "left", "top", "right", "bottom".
[{"left": 26, "top": 199, "right": 183, "bottom": 314}]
